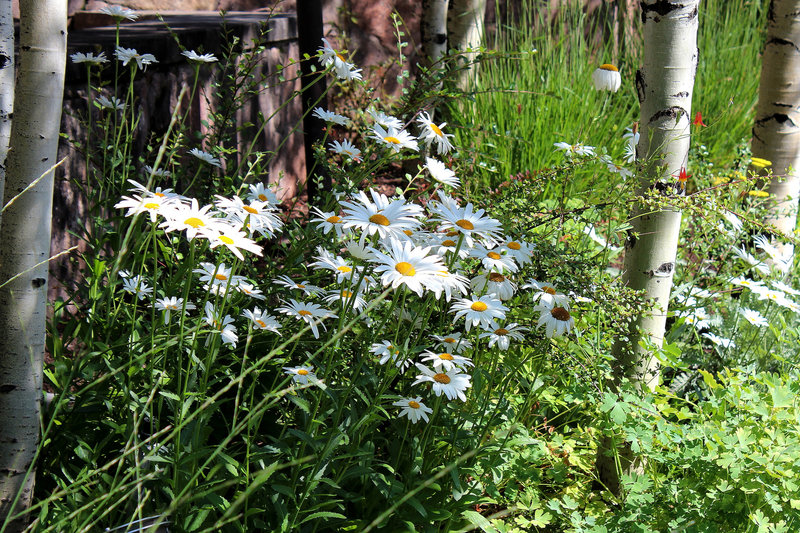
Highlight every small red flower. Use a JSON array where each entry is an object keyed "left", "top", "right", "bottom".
[
  {"left": 677, "top": 167, "right": 690, "bottom": 190},
  {"left": 693, "top": 111, "right": 706, "bottom": 127}
]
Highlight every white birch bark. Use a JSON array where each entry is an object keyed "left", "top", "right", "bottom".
[
  {"left": 422, "top": 0, "right": 449, "bottom": 68},
  {"left": 596, "top": 0, "right": 699, "bottom": 497},
  {"left": 447, "top": 0, "right": 486, "bottom": 90},
  {"left": 751, "top": 0, "right": 800, "bottom": 241},
  {"left": 0, "top": 0, "right": 67, "bottom": 529},
  {"left": 0, "top": 0, "right": 14, "bottom": 226}
]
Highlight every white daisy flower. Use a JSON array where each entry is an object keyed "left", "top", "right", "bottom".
[
  {"left": 242, "top": 308, "right": 281, "bottom": 333},
  {"left": 501, "top": 239, "right": 534, "bottom": 266},
  {"left": 429, "top": 191, "right": 503, "bottom": 247},
  {"left": 740, "top": 308, "right": 768, "bottom": 327},
  {"left": 605, "top": 160, "right": 633, "bottom": 179},
  {"left": 114, "top": 46, "right": 157, "bottom": 70},
  {"left": 393, "top": 397, "right": 433, "bottom": 423},
  {"left": 371, "top": 124, "right": 419, "bottom": 152},
  {"left": 731, "top": 246, "right": 770, "bottom": 275},
  {"left": 470, "top": 272, "right": 517, "bottom": 301},
  {"left": 431, "top": 333, "right": 472, "bottom": 354},
  {"left": 554, "top": 142, "right": 596, "bottom": 158},
  {"left": 623, "top": 128, "right": 639, "bottom": 163},
  {"left": 188, "top": 148, "right": 222, "bottom": 168},
  {"left": 479, "top": 322, "right": 528, "bottom": 351},
  {"left": 206, "top": 227, "right": 263, "bottom": 261},
  {"left": 371, "top": 340, "right": 408, "bottom": 368},
  {"left": 323, "top": 288, "right": 368, "bottom": 312},
  {"left": 276, "top": 299, "right": 336, "bottom": 339},
  {"left": 340, "top": 190, "right": 423, "bottom": 242},
  {"left": 419, "top": 350, "right": 474, "bottom": 372},
  {"left": 310, "top": 207, "right": 345, "bottom": 237},
  {"left": 425, "top": 157, "right": 460, "bottom": 188},
  {"left": 417, "top": 111, "right": 455, "bottom": 154},
  {"left": 154, "top": 297, "right": 195, "bottom": 325},
  {"left": 329, "top": 139, "right": 362, "bottom": 161},
  {"left": 247, "top": 183, "right": 280, "bottom": 205},
  {"left": 535, "top": 300, "right": 575, "bottom": 338},
  {"left": 283, "top": 365, "right": 319, "bottom": 385},
  {"left": 470, "top": 243, "right": 518, "bottom": 273},
  {"left": 100, "top": 5, "right": 139, "bottom": 20},
  {"left": 272, "top": 275, "right": 322, "bottom": 296},
  {"left": 71, "top": 51, "right": 108, "bottom": 65},
  {"left": 369, "top": 239, "right": 447, "bottom": 297},
  {"left": 702, "top": 332, "right": 736, "bottom": 349},
  {"left": 676, "top": 307, "right": 711, "bottom": 330},
  {"left": 317, "top": 38, "right": 363, "bottom": 81},
  {"left": 412, "top": 364, "right": 472, "bottom": 402},
  {"left": 141, "top": 165, "right": 172, "bottom": 178},
  {"left": 430, "top": 268, "right": 470, "bottom": 302},
  {"left": 204, "top": 302, "right": 238, "bottom": 347},
  {"left": 451, "top": 294, "right": 507, "bottom": 331},
  {"left": 114, "top": 193, "right": 174, "bottom": 222},
  {"left": 313, "top": 107, "right": 350, "bottom": 126},
  {"left": 160, "top": 199, "right": 224, "bottom": 240},
  {"left": 215, "top": 196, "right": 282, "bottom": 238},
  {"left": 773, "top": 281, "right": 800, "bottom": 296},
  {"left": 236, "top": 281, "right": 266, "bottom": 300},
  {"left": 368, "top": 109, "right": 404, "bottom": 130},
  {"left": 591, "top": 63, "right": 621, "bottom": 92},
  {"left": 524, "top": 279, "right": 570, "bottom": 307},
  {"left": 731, "top": 276, "right": 765, "bottom": 291},
  {"left": 96, "top": 95, "right": 127, "bottom": 111},
  {"left": 429, "top": 233, "right": 471, "bottom": 259},
  {"left": 194, "top": 262, "right": 244, "bottom": 289},
  {"left": 121, "top": 275, "right": 152, "bottom": 300},
  {"left": 182, "top": 50, "right": 218, "bottom": 63}
]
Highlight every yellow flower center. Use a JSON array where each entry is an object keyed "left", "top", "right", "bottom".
[
  {"left": 258, "top": 193, "right": 268, "bottom": 201},
  {"left": 219, "top": 235, "right": 235, "bottom": 245},
  {"left": 154, "top": 192, "right": 166, "bottom": 197},
  {"left": 495, "top": 328, "right": 509, "bottom": 335},
  {"left": 543, "top": 287, "right": 556, "bottom": 295},
  {"left": 507, "top": 241, "right": 521, "bottom": 250},
  {"left": 297, "top": 283, "right": 306, "bottom": 288},
  {"left": 144, "top": 202, "right": 160, "bottom": 210},
  {"left": 430, "top": 123, "right": 443, "bottom": 136},
  {"left": 471, "top": 301, "right": 488, "bottom": 312},
  {"left": 337, "top": 265, "right": 352, "bottom": 273},
  {"left": 336, "top": 52, "right": 346, "bottom": 62},
  {"left": 340, "top": 290, "right": 353, "bottom": 298},
  {"left": 403, "top": 230, "right": 413, "bottom": 236},
  {"left": 184, "top": 217, "right": 204, "bottom": 228},
  {"left": 369, "top": 213, "right": 391, "bottom": 226},
  {"left": 243, "top": 206, "right": 259, "bottom": 214},
  {"left": 599, "top": 63, "right": 618, "bottom": 71},
  {"left": 489, "top": 273, "right": 506, "bottom": 282},
  {"left": 456, "top": 219, "right": 474, "bottom": 231},
  {"left": 438, "top": 353, "right": 454, "bottom": 360},
  {"left": 433, "top": 373, "right": 451, "bottom": 384},
  {"left": 395, "top": 262, "right": 416, "bottom": 276},
  {"left": 256, "top": 319, "right": 267, "bottom": 328},
  {"left": 408, "top": 400, "right": 420, "bottom": 408},
  {"left": 297, "top": 369, "right": 309, "bottom": 375},
  {"left": 384, "top": 136, "right": 401, "bottom": 144},
  {"left": 442, "top": 239, "right": 456, "bottom": 247},
  {"left": 444, "top": 337, "right": 456, "bottom": 343},
  {"left": 298, "top": 310, "right": 312, "bottom": 316},
  {"left": 487, "top": 252, "right": 501, "bottom": 260},
  {"left": 327, "top": 215, "right": 341, "bottom": 223},
  {"left": 214, "top": 274, "right": 228, "bottom": 281},
  {"left": 551, "top": 307, "right": 571, "bottom": 321}
]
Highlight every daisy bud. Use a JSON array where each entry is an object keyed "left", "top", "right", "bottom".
[{"left": 592, "top": 63, "right": 621, "bottom": 92}]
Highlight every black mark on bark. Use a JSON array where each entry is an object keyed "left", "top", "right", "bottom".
[
  {"left": 32, "top": 278, "right": 46, "bottom": 288},
  {"left": 649, "top": 106, "right": 688, "bottom": 124},
  {"left": 0, "top": 384, "right": 17, "bottom": 393}
]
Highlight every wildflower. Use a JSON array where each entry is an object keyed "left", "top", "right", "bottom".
[
  {"left": 393, "top": 397, "right": 433, "bottom": 423},
  {"left": 121, "top": 275, "right": 152, "bottom": 300},
  {"left": 236, "top": 281, "right": 266, "bottom": 300},
  {"left": 501, "top": 239, "right": 533, "bottom": 266},
  {"left": 160, "top": 199, "right": 224, "bottom": 240},
  {"left": 329, "top": 139, "right": 361, "bottom": 161},
  {"left": 340, "top": 190, "right": 423, "bottom": 242},
  {"left": 142, "top": 165, "right": 172, "bottom": 178},
  {"left": 731, "top": 247, "right": 770, "bottom": 275},
  {"left": 323, "top": 288, "right": 368, "bottom": 312},
  {"left": 471, "top": 244, "right": 518, "bottom": 273},
  {"left": 114, "top": 193, "right": 174, "bottom": 222},
  {"left": 419, "top": 350, "right": 474, "bottom": 372},
  {"left": 431, "top": 268, "right": 470, "bottom": 302},
  {"left": 215, "top": 196, "right": 282, "bottom": 238},
  {"left": 114, "top": 47, "right": 157, "bottom": 70},
  {"left": 731, "top": 276, "right": 765, "bottom": 292},
  {"left": 430, "top": 233, "right": 471, "bottom": 259},
  {"left": 693, "top": 111, "right": 706, "bottom": 127},
  {"left": 740, "top": 308, "right": 768, "bottom": 327},
  {"left": 368, "top": 109, "right": 404, "bottom": 130},
  {"left": 283, "top": 365, "right": 319, "bottom": 385},
  {"left": 535, "top": 300, "right": 575, "bottom": 338},
  {"left": 71, "top": 51, "right": 108, "bottom": 65},
  {"left": 425, "top": 157, "right": 460, "bottom": 188},
  {"left": 154, "top": 297, "right": 195, "bottom": 325},
  {"left": 276, "top": 299, "right": 336, "bottom": 339},
  {"left": 309, "top": 247, "right": 359, "bottom": 284},
  {"left": 623, "top": 125, "right": 639, "bottom": 163},
  {"left": 412, "top": 364, "right": 472, "bottom": 402},
  {"left": 204, "top": 302, "right": 238, "bottom": 347},
  {"left": 431, "top": 333, "right": 473, "bottom": 353},
  {"left": 676, "top": 307, "right": 711, "bottom": 329},
  {"left": 371, "top": 340, "right": 406, "bottom": 368},
  {"left": 182, "top": 50, "right": 218, "bottom": 63},
  {"left": 429, "top": 191, "right": 503, "bottom": 247},
  {"left": 751, "top": 157, "right": 772, "bottom": 169},
  {"left": 188, "top": 148, "right": 221, "bottom": 167},
  {"left": 317, "top": 38, "right": 363, "bottom": 81},
  {"left": 605, "top": 160, "right": 633, "bottom": 179},
  {"left": 310, "top": 207, "right": 345, "bottom": 237},
  {"left": 754, "top": 287, "right": 786, "bottom": 304},
  {"left": 242, "top": 308, "right": 281, "bottom": 333},
  {"left": 676, "top": 167, "right": 690, "bottom": 191},
  {"left": 554, "top": 142, "right": 596, "bottom": 157},
  {"left": 313, "top": 107, "right": 350, "bottom": 126},
  {"left": 96, "top": 95, "right": 126, "bottom": 111},
  {"left": 344, "top": 240, "right": 377, "bottom": 262},
  {"left": 773, "top": 281, "right": 800, "bottom": 296},
  {"left": 749, "top": 190, "right": 769, "bottom": 198},
  {"left": 372, "top": 124, "right": 419, "bottom": 152},
  {"left": 206, "top": 227, "right": 263, "bottom": 260},
  {"left": 370, "top": 239, "right": 447, "bottom": 296},
  {"left": 591, "top": 63, "right": 621, "bottom": 92},
  {"left": 471, "top": 272, "right": 517, "bottom": 301},
  {"left": 702, "top": 332, "right": 735, "bottom": 349},
  {"left": 417, "top": 111, "right": 455, "bottom": 154},
  {"left": 247, "top": 183, "right": 279, "bottom": 205},
  {"left": 273, "top": 275, "right": 323, "bottom": 296},
  {"left": 480, "top": 322, "right": 528, "bottom": 351},
  {"left": 194, "top": 262, "right": 243, "bottom": 288},
  {"left": 99, "top": 5, "right": 139, "bottom": 20},
  {"left": 524, "top": 279, "right": 570, "bottom": 307},
  {"left": 451, "top": 295, "right": 507, "bottom": 331}
]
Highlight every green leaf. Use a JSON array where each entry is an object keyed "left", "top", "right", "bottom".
[
  {"left": 610, "top": 403, "right": 627, "bottom": 425},
  {"left": 461, "top": 510, "right": 498, "bottom": 532},
  {"left": 299, "top": 511, "right": 346, "bottom": 525},
  {"left": 771, "top": 384, "right": 793, "bottom": 409}
]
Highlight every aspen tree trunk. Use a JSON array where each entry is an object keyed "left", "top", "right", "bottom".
[
  {"left": 596, "top": 0, "right": 699, "bottom": 498},
  {"left": 751, "top": 0, "right": 800, "bottom": 242},
  {"left": 447, "top": 0, "right": 486, "bottom": 90},
  {"left": 0, "top": 0, "right": 67, "bottom": 529},
  {"left": 0, "top": 0, "right": 13, "bottom": 223},
  {"left": 421, "top": 0, "right": 450, "bottom": 69}
]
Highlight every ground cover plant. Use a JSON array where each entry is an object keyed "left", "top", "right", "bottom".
[{"left": 4, "top": 1, "right": 800, "bottom": 532}]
